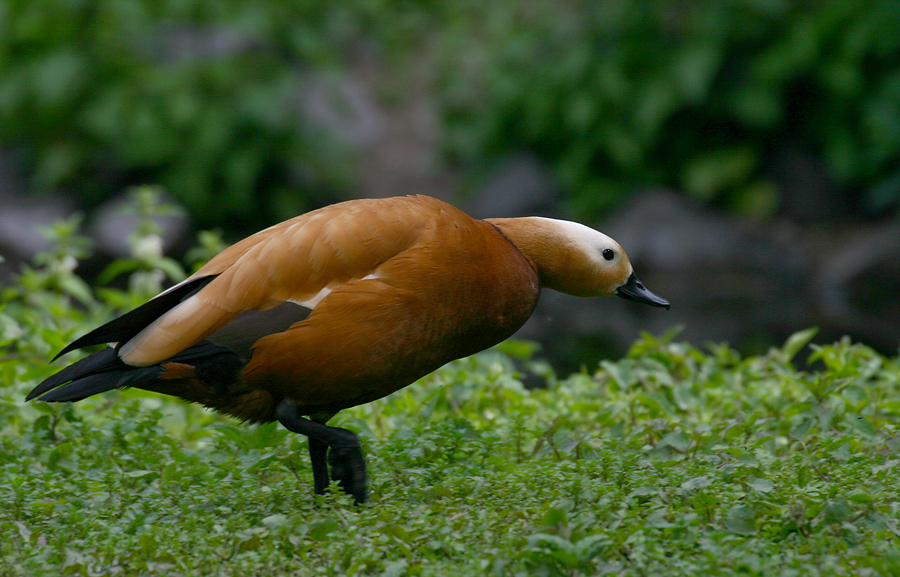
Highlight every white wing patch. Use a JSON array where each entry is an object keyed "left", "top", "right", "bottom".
[{"left": 291, "top": 272, "right": 381, "bottom": 309}]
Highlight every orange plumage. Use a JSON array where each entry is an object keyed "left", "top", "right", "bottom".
[{"left": 28, "top": 195, "right": 669, "bottom": 503}]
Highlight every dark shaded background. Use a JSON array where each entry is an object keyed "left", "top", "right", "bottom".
[{"left": 1, "top": 0, "right": 898, "bottom": 372}]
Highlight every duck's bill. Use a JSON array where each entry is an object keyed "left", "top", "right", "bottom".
[{"left": 616, "top": 272, "right": 670, "bottom": 309}]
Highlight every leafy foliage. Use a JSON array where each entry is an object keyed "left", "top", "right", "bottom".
[
  {"left": 0, "top": 0, "right": 369, "bottom": 228},
  {"left": 437, "top": 0, "right": 900, "bottom": 218},
  {"left": 3, "top": 1, "right": 899, "bottom": 228},
  {"left": 2, "top": 215, "right": 900, "bottom": 575}
]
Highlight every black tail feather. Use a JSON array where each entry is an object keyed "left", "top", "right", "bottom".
[
  {"left": 37, "top": 371, "right": 144, "bottom": 402},
  {"left": 28, "top": 339, "right": 241, "bottom": 404},
  {"left": 28, "top": 346, "right": 164, "bottom": 403},
  {"left": 52, "top": 275, "right": 216, "bottom": 361},
  {"left": 26, "top": 347, "right": 123, "bottom": 401}
]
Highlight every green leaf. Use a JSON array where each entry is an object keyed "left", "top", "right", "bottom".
[
  {"left": 309, "top": 518, "right": 340, "bottom": 540},
  {"left": 98, "top": 258, "right": 143, "bottom": 285},
  {"left": 124, "top": 470, "right": 158, "bottom": 479},
  {"left": 724, "top": 505, "right": 756, "bottom": 535},
  {"left": 823, "top": 499, "right": 851, "bottom": 524},
  {"left": 680, "top": 476, "right": 712, "bottom": 492},
  {"left": 782, "top": 328, "right": 819, "bottom": 363},
  {"left": 243, "top": 452, "right": 278, "bottom": 473},
  {"left": 748, "top": 478, "right": 774, "bottom": 493},
  {"left": 658, "top": 430, "right": 691, "bottom": 453},
  {"left": 683, "top": 148, "right": 757, "bottom": 200},
  {"left": 790, "top": 418, "right": 815, "bottom": 439},
  {"left": 496, "top": 339, "right": 539, "bottom": 360},
  {"left": 261, "top": 514, "right": 289, "bottom": 530},
  {"left": 58, "top": 276, "right": 94, "bottom": 305},
  {"left": 381, "top": 560, "right": 408, "bottom": 577}
]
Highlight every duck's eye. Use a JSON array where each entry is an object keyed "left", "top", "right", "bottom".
[{"left": 602, "top": 248, "right": 615, "bottom": 261}]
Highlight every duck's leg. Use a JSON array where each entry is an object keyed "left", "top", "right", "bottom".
[
  {"left": 275, "top": 400, "right": 367, "bottom": 504},
  {"left": 307, "top": 437, "right": 330, "bottom": 495}
]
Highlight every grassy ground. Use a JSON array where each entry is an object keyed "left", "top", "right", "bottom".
[
  {"left": 3, "top": 327, "right": 900, "bottom": 576},
  {"left": 2, "top": 211, "right": 899, "bottom": 575}
]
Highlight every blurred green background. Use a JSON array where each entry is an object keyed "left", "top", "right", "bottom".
[
  {"left": 2, "top": 0, "right": 898, "bottom": 228},
  {"left": 1, "top": 0, "right": 899, "bottom": 366}
]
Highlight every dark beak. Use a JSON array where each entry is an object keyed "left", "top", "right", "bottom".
[{"left": 616, "top": 272, "right": 670, "bottom": 309}]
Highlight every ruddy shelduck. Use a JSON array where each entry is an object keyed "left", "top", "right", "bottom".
[{"left": 28, "top": 195, "right": 669, "bottom": 503}]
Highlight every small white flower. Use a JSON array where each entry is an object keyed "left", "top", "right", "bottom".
[
  {"left": 61, "top": 255, "right": 79, "bottom": 273},
  {"left": 134, "top": 234, "right": 164, "bottom": 260}
]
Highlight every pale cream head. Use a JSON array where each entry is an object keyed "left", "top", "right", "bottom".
[{"left": 486, "top": 217, "right": 634, "bottom": 297}]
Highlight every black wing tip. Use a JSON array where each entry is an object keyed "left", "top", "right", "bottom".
[
  {"left": 50, "top": 324, "right": 123, "bottom": 362},
  {"left": 46, "top": 274, "right": 219, "bottom": 363},
  {"left": 50, "top": 346, "right": 75, "bottom": 363}
]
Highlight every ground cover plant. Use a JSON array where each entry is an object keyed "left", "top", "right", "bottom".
[{"left": 2, "top": 208, "right": 900, "bottom": 576}]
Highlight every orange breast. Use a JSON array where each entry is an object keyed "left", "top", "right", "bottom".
[{"left": 242, "top": 216, "right": 540, "bottom": 414}]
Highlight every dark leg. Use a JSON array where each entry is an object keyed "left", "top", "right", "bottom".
[
  {"left": 308, "top": 437, "right": 329, "bottom": 495},
  {"left": 275, "top": 400, "right": 367, "bottom": 504}
]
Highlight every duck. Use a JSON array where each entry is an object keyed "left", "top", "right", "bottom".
[{"left": 27, "top": 194, "right": 669, "bottom": 503}]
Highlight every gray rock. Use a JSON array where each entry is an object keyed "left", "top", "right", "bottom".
[
  {"left": 769, "top": 144, "right": 848, "bottom": 224},
  {"left": 88, "top": 193, "right": 191, "bottom": 258},
  {"left": 813, "top": 222, "right": 900, "bottom": 351},
  {"left": 298, "top": 71, "right": 387, "bottom": 149},
  {"left": 0, "top": 186, "right": 76, "bottom": 280},
  {"left": 464, "top": 153, "right": 564, "bottom": 220}
]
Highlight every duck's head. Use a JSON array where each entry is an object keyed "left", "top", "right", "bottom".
[{"left": 487, "top": 217, "right": 670, "bottom": 309}]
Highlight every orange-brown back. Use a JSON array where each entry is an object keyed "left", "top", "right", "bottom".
[
  {"left": 243, "top": 199, "right": 540, "bottom": 414},
  {"left": 119, "top": 195, "right": 539, "bottom": 416},
  {"left": 120, "top": 196, "right": 467, "bottom": 365}
]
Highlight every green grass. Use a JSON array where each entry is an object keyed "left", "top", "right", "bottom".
[
  {"left": 3, "top": 327, "right": 900, "bottom": 576},
  {"left": 2, "top": 209, "right": 899, "bottom": 575}
]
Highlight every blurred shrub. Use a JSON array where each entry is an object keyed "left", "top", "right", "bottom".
[
  {"left": 436, "top": 0, "right": 900, "bottom": 218},
  {"left": 1, "top": 0, "right": 898, "bottom": 226},
  {"left": 0, "top": 0, "right": 383, "bottom": 230}
]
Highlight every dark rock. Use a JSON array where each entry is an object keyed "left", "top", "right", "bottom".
[
  {"left": 328, "top": 50, "right": 462, "bottom": 204},
  {"left": 464, "top": 153, "right": 565, "bottom": 220},
  {"left": 0, "top": 187, "right": 77, "bottom": 280},
  {"left": 606, "top": 189, "right": 812, "bottom": 346},
  {"left": 768, "top": 144, "right": 850, "bottom": 224},
  {"left": 298, "top": 71, "right": 387, "bottom": 149},
  {"left": 88, "top": 193, "right": 191, "bottom": 258},
  {"left": 812, "top": 222, "right": 900, "bottom": 352}
]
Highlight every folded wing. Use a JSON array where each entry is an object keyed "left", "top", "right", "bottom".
[{"left": 113, "top": 195, "right": 444, "bottom": 366}]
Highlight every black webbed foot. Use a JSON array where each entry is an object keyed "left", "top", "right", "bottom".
[
  {"left": 275, "top": 400, "right": 367, "bottom": 504},
  {"left": 328, "top": 444, "right": 367, "bottom": 504}
]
